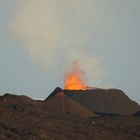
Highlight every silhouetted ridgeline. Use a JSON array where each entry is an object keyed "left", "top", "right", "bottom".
[{"left": 65, "top": 89, "right": 140, "bottom": 115}]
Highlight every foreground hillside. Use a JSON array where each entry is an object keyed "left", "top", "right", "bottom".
[{"left": 0, "top": 92, "right": 140, "bottom": 140}]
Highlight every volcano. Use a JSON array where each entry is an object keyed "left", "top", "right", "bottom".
[
  {"left": 45, "top": 87, "right": 96, "bottom": 118},
  {"left": 45, "top": 87, "right": 140, "bottom": 115},
  {"left": 65, "top": 88, "right": 140, "bottom": 115},
  {"left": 0, "top": 89, "right": 140, "bottom": 140}
]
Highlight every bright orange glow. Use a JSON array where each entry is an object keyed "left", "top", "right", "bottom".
[
  {"left": 64, "top": 73, "right": 86, "bottom": 90},
  {"left": 64, "top": 61, "right": 86, "bottom": 90}
]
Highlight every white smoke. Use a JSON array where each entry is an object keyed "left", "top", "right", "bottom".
[{"left": 10, "top": 0, "right": 106, "bottom": 86}]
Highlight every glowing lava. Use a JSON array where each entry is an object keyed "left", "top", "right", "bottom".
[{"left": 64, "top": 61, "right": 86, "bottom": 90}]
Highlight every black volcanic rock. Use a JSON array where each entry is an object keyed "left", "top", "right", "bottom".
[
  {"left": 45, "top": 87, "right": 63, "bottom": 100},
  {"left": 65, "top": 89, "right": 140, "bottom": 115}
]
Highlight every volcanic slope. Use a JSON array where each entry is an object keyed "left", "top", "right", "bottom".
[
  {"left": 45, "top": 95, "right": 95, "bottom": 118},
  {"left": 0, "top": 92, "right": 140, "bottom": 140},
  {"left": 65, "top": 89, "right": 140, "bottom": 115},
  {"left": 45, "top": 87, "right": 95, "bottom": 118}
]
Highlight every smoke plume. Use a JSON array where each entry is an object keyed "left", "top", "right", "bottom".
[{"left": 10, "top": 0, "right": 106, "bottom": 86}]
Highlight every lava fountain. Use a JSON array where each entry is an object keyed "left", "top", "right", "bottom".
[{"left": 64, "top": 61, "right": 87, "bottom": 90}]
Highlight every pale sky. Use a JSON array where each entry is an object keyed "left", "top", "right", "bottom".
[{"left": 0, "top": 0, "right": 140, "bottom": 104}]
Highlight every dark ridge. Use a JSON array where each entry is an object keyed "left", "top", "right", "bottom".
[
  {"left": 45, "top": 87, "right": 63, "bottom": 100},
  {"left": 64, "top": 88, "right": 125, "bottom": 94},
  {"left": 0, "top": 93, "right": 44, "bottom": 113},
  {"left": 0, "top": 93, "right": 34, "bottom": 103},
  {"left": 65, "top": 89, "right": 140, "bottom": 115},
  {"left": 3, "top": 93, "right": 16, "bottom": 97}
]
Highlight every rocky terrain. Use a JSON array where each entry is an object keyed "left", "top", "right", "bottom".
[
  {"left": 65, "top": 88, "right": 140, "bottom": 115},
  {"left": 0, "top": 88, "right": 140, "bottom": 140}
]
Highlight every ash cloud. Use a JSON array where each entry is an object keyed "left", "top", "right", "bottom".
[{"left": 10, "top": 0, "right": 107, "bottom": 86}]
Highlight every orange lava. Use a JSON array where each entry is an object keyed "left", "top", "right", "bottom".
[{"left": 64, "top": 61, "right": 86, "bottom": 90}]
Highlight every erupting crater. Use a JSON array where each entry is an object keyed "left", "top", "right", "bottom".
[{"left": 64, "top": 61, "right": 86, "bottom": 90}]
